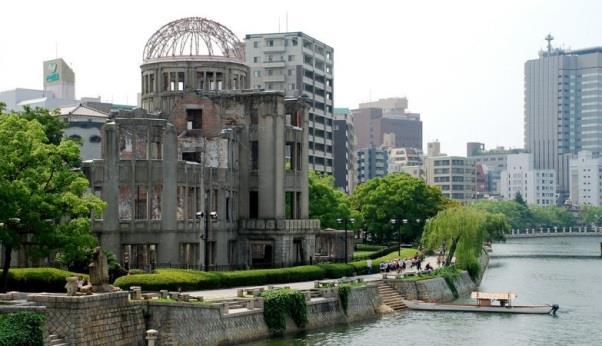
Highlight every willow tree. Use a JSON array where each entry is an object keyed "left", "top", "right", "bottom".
[{"left": 422, "top": 206, "right": 486, "bottom": 277}]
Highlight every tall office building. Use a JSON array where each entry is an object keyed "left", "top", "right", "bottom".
[
  {"left": 245, "top": 32, "right": 334, "bottom": 174},
  {"left": 525, "top": 35, "right": 602, "bottom": 202},
  {"left": 352, "top": 97, "right": 422, "bottom": 150},
  {"left": 333, "top": 108, "right": 356, "bottom": 193}
]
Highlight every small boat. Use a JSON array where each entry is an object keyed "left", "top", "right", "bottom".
[{"left": 402, "top": 291, "right": 559, "bottom": 315}]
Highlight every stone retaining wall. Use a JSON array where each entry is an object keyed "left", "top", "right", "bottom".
[
  {"left": 27, "top": 292, "right": 145, "bottom": 346},
  {"left": 385, "top": 252, "right": 489, "bottom": 303},
  {"left": 145, "top": 284, "right": 382, "bottom": 345}
]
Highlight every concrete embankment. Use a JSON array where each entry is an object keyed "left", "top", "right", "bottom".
[{"left": 383, "top": 250, "right": 489, "bottom": 303}]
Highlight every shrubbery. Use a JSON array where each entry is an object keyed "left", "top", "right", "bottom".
[
  {"left": 354, "top": 244, "right": 386, "bottom": 252},
  {"left": 0, "top": 311, "right": 44, "bottom": 346},
  {"left": 113, "top": 249, "right": 419, "bottom": 291},
  {"left": 7, "top": 268, "right": 86, "bottom": 292},
  {"left": 260, "top": 289, "right": 307, "bottom": 335}
]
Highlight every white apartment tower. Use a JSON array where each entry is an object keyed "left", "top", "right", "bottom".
[{"left": 245, "top": 32, "right": 334, "bottom": 173}]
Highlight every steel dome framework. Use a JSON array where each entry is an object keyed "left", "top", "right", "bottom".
[{"left": 143, "top": 17, "right": 243, "bottom": 61}]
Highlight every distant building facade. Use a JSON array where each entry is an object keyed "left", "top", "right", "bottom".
[
  {"left": 468, "top": 144, "right": 528, "bottom": 197},
  {"left": 352, "top": 97, "right": 422, "bottom": 150},
  {"left": 356, "top": 147, "right": 388, "bottom": 183},
  {"left": 333, "top": 108, "right": 356, "bottom": 193},
  {"left": 387, "top": 147, "right": 423, "bottom": 173},
  {"left": 569, "top": 151, "right": 602, "bottom": 206},
  {"left": 0, "top": 58, "right": 79, "bottom": 112},
  {"left": 245, "top": 32, "right": 334, "bottom": 174},
  {"left": 525, "top": 37, "right": 602, "bottom": 203},
  {"left": 500, "top": 153, "right": 556, "bottom": 206},
  {"left": 424, "top": 156, "right": 476, "bottom": 202}
]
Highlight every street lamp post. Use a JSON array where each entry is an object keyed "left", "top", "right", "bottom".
[
  {"left": 337, "top": 218, "right": 355, "bottom": 263},
  {"left": 390, "top": 218, "right": 406, "bottom": 257},
  {"left": 196, "top": 211, "right": 218, "bottom": 272}
]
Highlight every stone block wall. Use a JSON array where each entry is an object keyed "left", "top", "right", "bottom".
[
  {"left": 386, "top": 271, "right": 477, "bottom": 303},
  {"left": 27, "top": 292, "right": 145, "bottom": 346}
]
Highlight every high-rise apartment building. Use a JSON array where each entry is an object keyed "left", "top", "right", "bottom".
[
  {"left": 356, "top": 147, "right": 388, "bottom": 184},
  {"left": 333, "top": 108, "right": 356, "bottom": 193},
  {"left": 500, "top": 153, "right": 557, "bottom": 206},
  {"left": 468, "top": 143, "right": 527, "bottom": 197},
  {"left": 352, "top": 97, "right": 422, "bottom": 150},
  {"left": 245, "top": 32, "right": 334, "bottom": 174},
  {"left": 525, "top": 36, "right": 602, "bottom": 203},
  {"left": 388, "top": 147, "right": 423, "bottom": 173}
]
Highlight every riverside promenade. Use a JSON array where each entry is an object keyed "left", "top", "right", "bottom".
[{"left": 186, "top": 256, "right": 439, "bottom": 299}]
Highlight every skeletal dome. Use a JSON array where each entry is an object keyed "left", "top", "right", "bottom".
[{"left": 143, "top": 17, "right": 243, "bottom": 62}]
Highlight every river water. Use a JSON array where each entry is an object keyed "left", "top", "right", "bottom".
[{"left": 247, "top": 236, "right": 602, "bottom": 346}]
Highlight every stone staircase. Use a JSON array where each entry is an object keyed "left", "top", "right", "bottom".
[
  {"left": 48, "top": 334, "right": 66, "bottom": 346},
  {"left": 376, "top": 281, "right": 407, "bottom": 311}
]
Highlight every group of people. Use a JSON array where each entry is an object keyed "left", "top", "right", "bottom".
[{"left": 378, "top": 254, "right": 436, "bottom": 274}]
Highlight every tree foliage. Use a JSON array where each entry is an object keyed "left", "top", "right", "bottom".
[
  {"left": 579, "top": 205, "right": 602, "bottom": 225},
  {"left": 0, "top": 109, "right": 105, "bottom": 290},
  {"left": 472, "top": 200, "right": 532, "bottom": 229},
  {"left": 308, "top": 172, "right": 354, "bottom": 229},
  {"left": 351, "top": 173, "right": 448, "bottom": 243}
]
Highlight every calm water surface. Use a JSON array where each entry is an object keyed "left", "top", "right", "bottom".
[{"left": 246, "top": 237, "right": 602, "bottom": 346}]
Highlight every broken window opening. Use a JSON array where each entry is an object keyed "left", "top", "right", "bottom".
[
  {"left": 179, "top": 243, "right": 199, "bottom": 267},
  {"left": 186, "top": 109, "right": 203, "bottom": 130},
  {"left": 182, "top": 152, "right": 201, "bottom": 163},
  {"left": 151, "top": 185, "right": 162, "bottom": 220},
  {"left": 285, "top": 191, "right": 294, "bottom": 219},
  {"left": 177, "top": 72, "right": 185, "bottom": 91},
  {"left": 251, "top": 141, "right": 259, "bottom": 170},
  {"left": 177, "top": 186, "right": 185, "bottom": 220},
  {"left": 285, "top": 142, "right": 294, "bottom": 171},
  {"left": 149, "top": 73, "right": 155, "bottom": 93},
  {"left": 119, "top": 185, "right": 133, "bottom": 220},
  {"left": 228, "top": 240, "right": 237, "bottom": 265},
  {"left": 119, "top": 128, "right": 134, "bottom": 160},
  {"left": 249, "top": 191, "right": 259, "bottom": 219},
  {"left": 135, "top": 186, "right": 148, "bottom": 220}
]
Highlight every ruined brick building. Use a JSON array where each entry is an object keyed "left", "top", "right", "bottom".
[{"left": 84, "top": 17, "right": 320, "bottom": 269}]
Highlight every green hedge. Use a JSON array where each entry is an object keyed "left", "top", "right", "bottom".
[
  {"left": 354, "top": 244, "right": 386, "bottom": 252},
  {"left": 7, "top": 268, "right": 86, "bottom": 292},
  {"left": 260, "top": 289, "right": 307, "bottom": 335},
  {"left": 0, "top": 311, "right": 44, "bottom": 346},
  {"left": 113, "top": 249, "right": 418, "bottom": 291}
]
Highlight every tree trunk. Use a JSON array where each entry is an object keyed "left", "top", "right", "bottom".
[
  {"left": 1, "top": 245, "right": 12, "bottom": 293},
  {"left": 445, "top": 237, "right": 459, "bottom": 266}
]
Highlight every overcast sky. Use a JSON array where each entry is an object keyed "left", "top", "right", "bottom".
[{"left": 2, "top": 0, "right": 601, "bottom": 155}]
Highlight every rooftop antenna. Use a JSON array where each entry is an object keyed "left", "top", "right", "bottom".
[{"left": 545, "top": 33, "right": 554, "bottom": 53}]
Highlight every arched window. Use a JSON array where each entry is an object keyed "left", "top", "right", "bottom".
[{"left": 89, "top": 135, "right": 102, "bottom": 143}]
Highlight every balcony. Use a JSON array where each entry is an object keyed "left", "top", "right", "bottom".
[
  {"left": 262, "top": 61, "right": 286, "bottom": 68},
  {"left": 263, "top": 45, "right": 287, "bottom": 53}
]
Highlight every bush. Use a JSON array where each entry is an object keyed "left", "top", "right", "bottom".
[
  {"left": 338, "top": 285, "right": 351, "bottom": 315},
  {"left": 0, "top": 311, "right": 44, "bottom": 346},
  {"left": 113, "top": 249, "right": 419, "bottom": 291},
  {"left": 7, "top": 268, "right": 86, "bottom": 292},
  {"left": 354, "top": 244, "right": 386, "bottom": 252},
  {"left": 260, "top": 289, "right": 307, "bottom": 335},
  {"left": 464, "top": 261, "right": 481, "bottom": 282}
]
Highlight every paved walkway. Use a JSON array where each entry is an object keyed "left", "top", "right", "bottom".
[{"left": 186, "top": 256, "right": 439, "bottom": 300}]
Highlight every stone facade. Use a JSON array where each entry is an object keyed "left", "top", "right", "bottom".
[{"left": 83, "top": 17, "right": 321, "bottom": 270}]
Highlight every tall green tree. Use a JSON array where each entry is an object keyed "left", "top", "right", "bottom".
[
  {"left": 0, "top": 111, "right": 105, "bottom": 291},
  {"left": 422, "top": 206, "right": 491, "bottom": 277},
  {"left": 308, "top": 172, "right": 353, "bottom": 229},
  {"left": 514, "top": 192, "right": 527, "bottom": 207},
  {"left": 530, "top": 205, "right": 575, "bottom": 228},
  {"left": 351, "top": 173, "right": 447, "bottom": 243}
]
